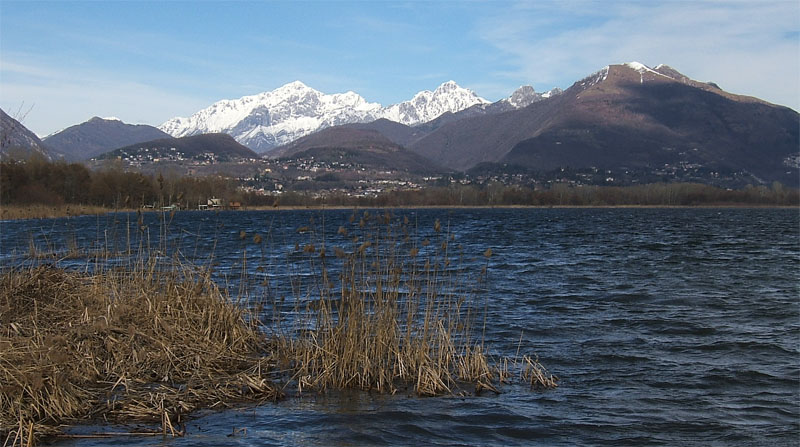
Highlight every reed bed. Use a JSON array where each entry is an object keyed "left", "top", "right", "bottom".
[
  {"left": 1, "top": 209, "right": 557, "bottom": 445},
  {"left": 0, "top": 261, "right": 279, "bottom": 446}
]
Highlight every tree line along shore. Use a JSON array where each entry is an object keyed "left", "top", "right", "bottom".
[{"left": 1, "top": 157, "right": 797, "bottom": 220}]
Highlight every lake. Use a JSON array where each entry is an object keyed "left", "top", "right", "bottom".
[{"left": 1, "top": 208, "right": 798, "bottom": 446}]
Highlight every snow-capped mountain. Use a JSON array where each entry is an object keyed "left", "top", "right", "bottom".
[
  {"left": 409, "top": 61, "right": 798, "bottom": 186},
  {"left": 573, "top": 61, "right": 723, "bottom": 94},
  {"left": 160, "top": 81, "right": 383, "bottom": 153},
  {"left": 159, "top": 81, "right": 498, "bottom": 153},
  {"left": 379, "top": 81, "right": 490, "bottom": 125}
]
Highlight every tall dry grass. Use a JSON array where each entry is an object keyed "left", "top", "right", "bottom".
[
  {"left": 0, "top": 261, "right": 279, "bottom": 446},
  {"left": 268, "top": 210, "right": 557, "bottom": 396}
]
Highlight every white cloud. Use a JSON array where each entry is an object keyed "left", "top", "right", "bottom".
[
  {"left": 0, "top": 58, "right": 211, "bottom": 137},
  {"left": 477, "top": 1, "right": 800, "bottom": 110}
]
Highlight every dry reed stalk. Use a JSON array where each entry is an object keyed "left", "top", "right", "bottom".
[{"left": 521, "top": 355, "right": 559, "bottom": 389}]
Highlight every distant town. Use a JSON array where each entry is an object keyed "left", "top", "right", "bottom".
[{"left": 101, "top": 147, "right": 771, "bottom": 200}]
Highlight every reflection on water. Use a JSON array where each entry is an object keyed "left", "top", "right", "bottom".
[{"left": 2, "top": 208, "right": 798, "bottom": 446}]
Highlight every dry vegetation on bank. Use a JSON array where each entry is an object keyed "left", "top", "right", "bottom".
[
  {"left": 1, "top": 262, "right": 279, "bottom": 446},
  {"left": 1, "top": 210, "right": 557, "bottom": 446},
  {"left": 0, "top": 204, "right": 131, "bottom": 220}
]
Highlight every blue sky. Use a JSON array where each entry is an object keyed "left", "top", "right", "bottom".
[{"left": 1, "top": 0, "right": 798, "bottom": 137}]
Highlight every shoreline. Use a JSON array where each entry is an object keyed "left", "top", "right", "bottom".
[
  {"left": 2, "top": 202, "right": 797, "bottom": 220},
  {"left": 245, "top": 203, "right": 800, "bottom": 211}
]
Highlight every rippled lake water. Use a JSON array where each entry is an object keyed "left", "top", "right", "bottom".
[{"left": 2, "top": 208, "right": 798, "bottom": 446}]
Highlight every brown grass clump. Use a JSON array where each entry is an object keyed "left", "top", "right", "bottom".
[
  {"left": 270, "top": 210, "right": 557, "bottom": 397},
  {"left": 0, "top": 262, "right": 279, "bottom": 445}
]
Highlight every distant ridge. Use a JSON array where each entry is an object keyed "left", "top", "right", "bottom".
[
  {"left": 34, "top": 61, "right": 799, "bottom": 187},
  {"left": 252, "top": 84, "right": 563, "bottom": 152},
  {"left": 340, "top": 119, "right": 421, "bottom": 147},
  {"left": 44, "top": 117, "right": 171, "bottom": 161},
  {"left": 268, "top": 126, "right": 441, "bottom": 174},
  {"left": 97, "top": 133, "right": 258, "bottom": 161}
]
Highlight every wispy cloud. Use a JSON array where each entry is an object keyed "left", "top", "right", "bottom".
[
  {"left": 477, "top": 1, "right": 800, "bottom": 109},
  {"left": 1, "top": 57, "right": 210, "bottom": 136}
]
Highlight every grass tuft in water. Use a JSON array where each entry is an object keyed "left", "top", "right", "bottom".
[{"left": 269, "top": 210, "right": 557, "bottom": 397}]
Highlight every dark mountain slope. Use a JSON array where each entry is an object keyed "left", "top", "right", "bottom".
[
  {"left": 407, "top": 93, "right": 569, "bottom": 171},
  {"left": 502, "top": 67, "right": 799, "bottom": 184},
  {"left": 44, "top": 117, "right": 171, "bottom": 161},
  {"left": 341, "top": 119, "right": 422, "bottom": 147},
  {"left": 268, "top": 126, "right": 441, "bottom": 174},
  {"left": 97, "top": 133, "right": 258, "bottom": 160},
  {"left": 0, "top": 108, "right": 55, "bottom": 160},
  {"left": 409, "top": 63, "right": 799, "bottom": 184}
]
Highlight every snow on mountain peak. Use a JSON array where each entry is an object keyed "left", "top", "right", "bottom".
[
  {"left": 624, "top": 61, "right": 650, "bottom": 73},
  {"left": 622, "top": 61, "right": 675, "bottom": 83},
  {"left": 159, "top": 80, "right": 490, "bottom": 152},
  {"left": 434, "top": 80, "right": 462, "bottom": 93},
  {"left": 577, "top": 66, "right": 610, "bottom": 89},
  {"left": 575, "top": 62, "right": 677, "bottom": 90},
  {"left": 378, "top": 81, "right": 489, "bottom": 125},
  {"left": 284, "top": 80, "right": 308, "bottom": 89},
  {"left": 541, "top": 87, "right": 563, "bottom": 99},
  {"left": 499, "top": 84, "right": 562, "bottom": 109}
]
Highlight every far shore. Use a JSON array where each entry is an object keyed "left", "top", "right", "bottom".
[
  {"left": 2, "top": 202, "right": 797, "bottom": 220},
  {"left": 1, "top": 204, "right": 142, "bottom": 220}
]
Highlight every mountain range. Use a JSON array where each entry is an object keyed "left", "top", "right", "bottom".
[
  {"left": 2, "top": 62, "right": 797, "bottom": 187},
  {"left": 159, "top": 80, "right": 557, "bottom": 153},
  {"left": 258, "top": 62, "right": 797, "bottom": 185}
]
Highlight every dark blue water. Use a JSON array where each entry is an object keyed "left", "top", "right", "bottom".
[{"left": 2, "top": 208, "right": 798, "bottom": 446}]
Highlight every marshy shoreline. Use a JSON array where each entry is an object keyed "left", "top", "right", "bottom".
[
  {"left": 1, "top": 209, "right": 557, "bottom": 446},
  {"left": 2, "top": 202, "right": 797, "bottom": 221},
  {"left": 2, "top": 206, "right": 798, "bottom": 446}
]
